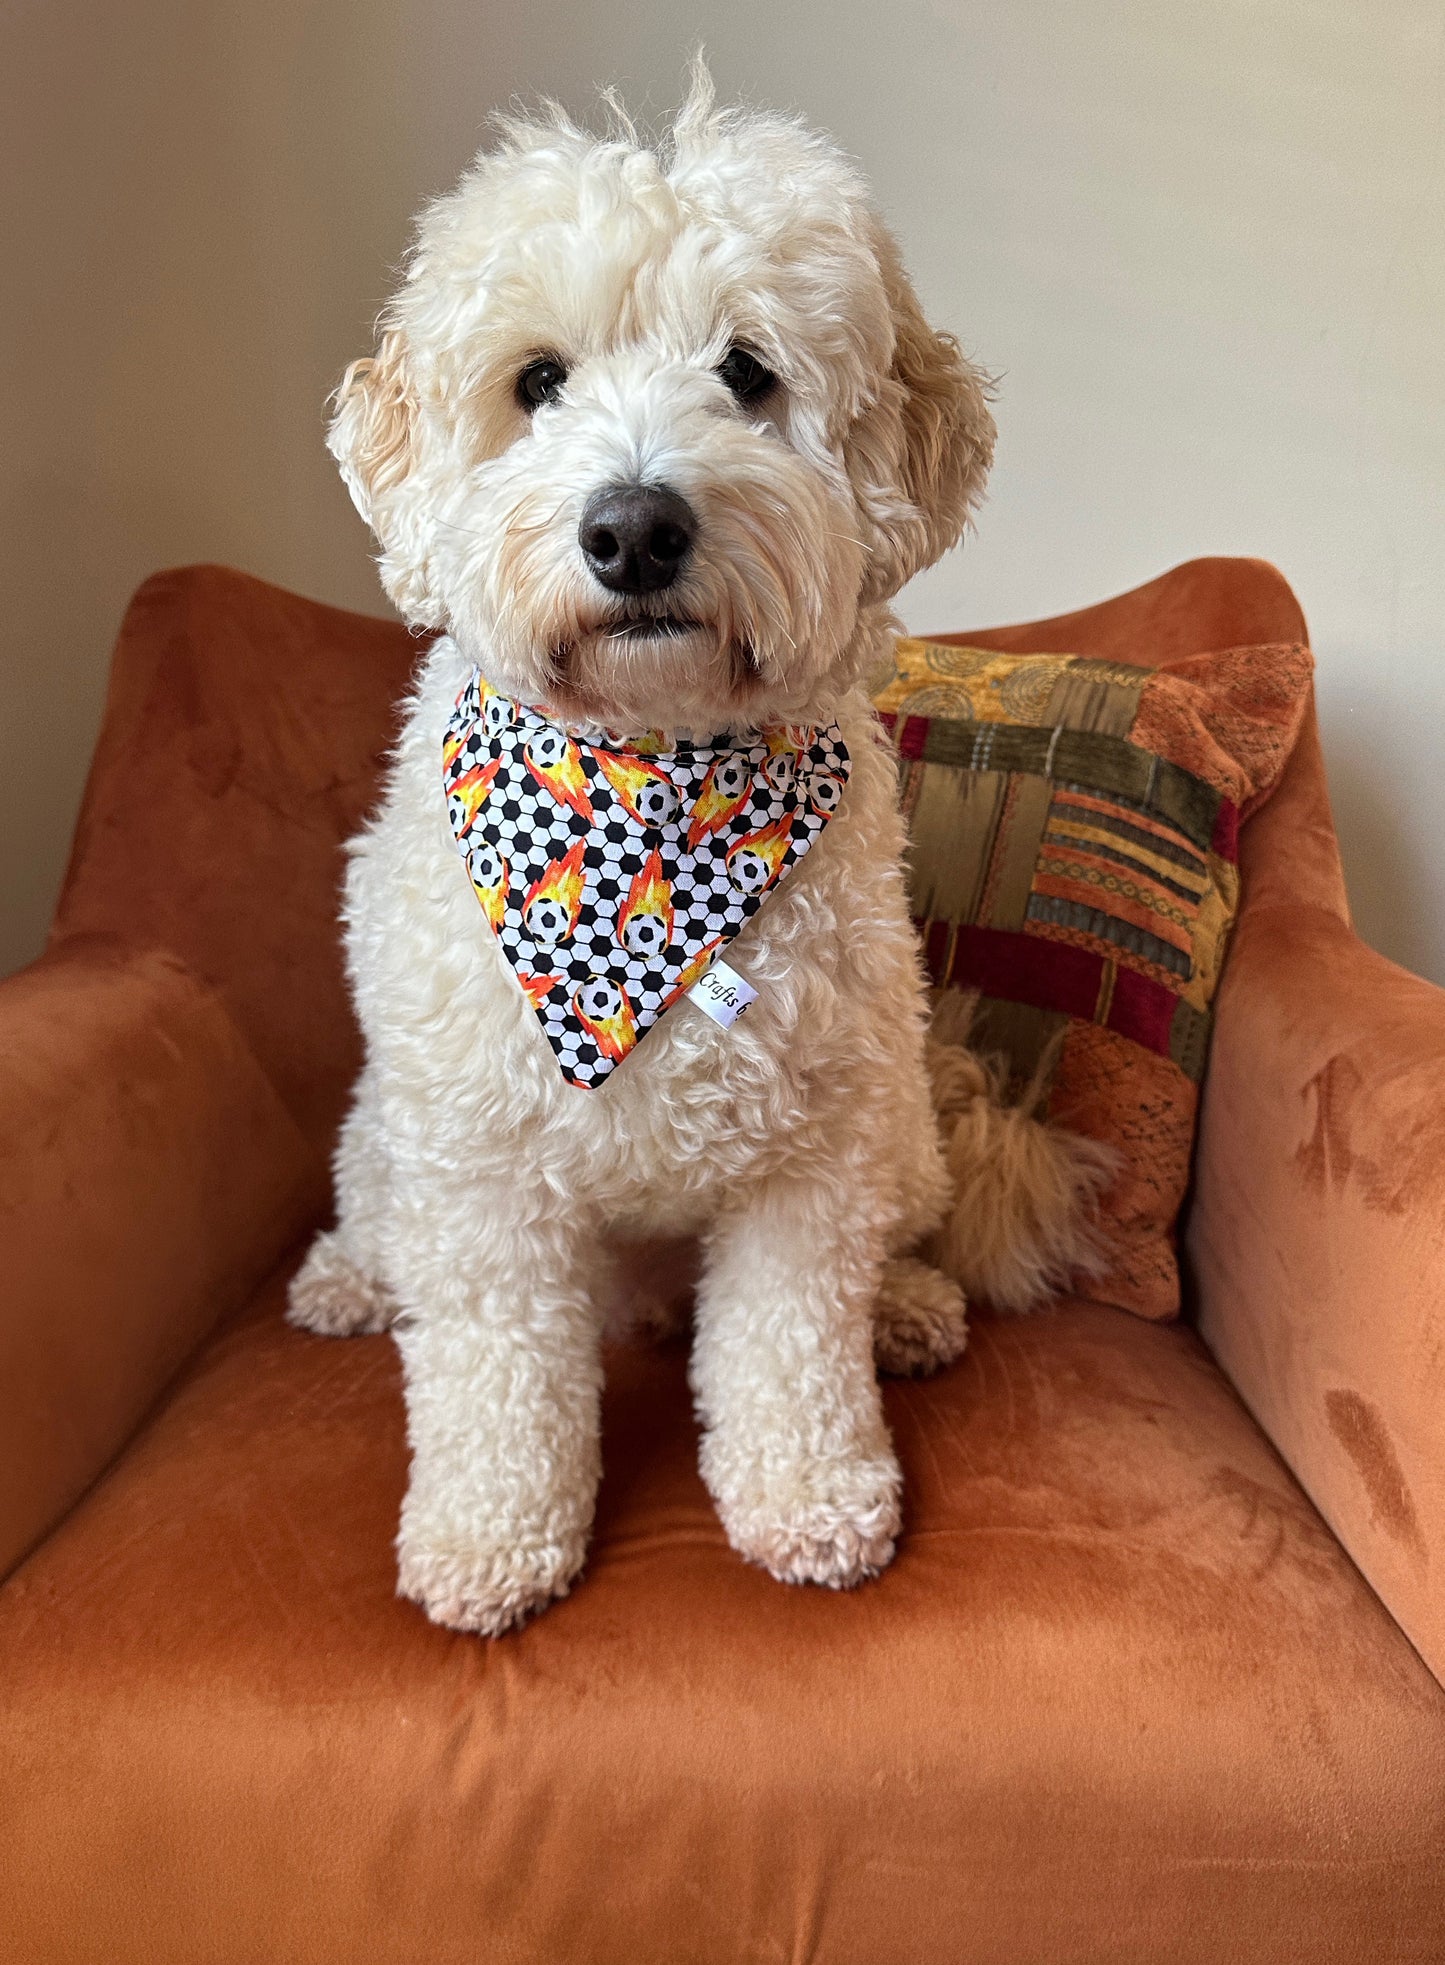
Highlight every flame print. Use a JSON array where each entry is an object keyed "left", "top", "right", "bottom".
[
  {"left": 447, "top": 758, "right": 499, "bottom": 839},
  {"left": 522, "top": 838, "right": 588, "bottom": 947},
  {"left": 524, "top": 730, "right": 595, "bottom": 822},
  {"left": 616, "top": 849, "right": 675, "bottom": 958},
  {"left": 518, "top": 971, "right": 562, "bottom": 1008},
  {"left": 595, "top": 725, "right": 668, "bottom": 755},
  {"left": 573, "top": 975, "right": 638, "bottom": 1064},
  {"left": 726, "top": 812, "right": 795, "bottom": 897},
  {"left": 687, "top": 753, "right": 756, "bottom": 848},
  {"left": 465, "top": 840, "right": 509, "bottom": 932},
  {"left": 664, "top": 935, "right": 725, "bottom": 1007},
  {"left": 591, "top": 749, "right": 681, "bottom": 830}
]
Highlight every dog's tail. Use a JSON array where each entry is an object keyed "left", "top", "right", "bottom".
[{"left": 925, "top": 998, "right": 1119, "bottom": 1314}]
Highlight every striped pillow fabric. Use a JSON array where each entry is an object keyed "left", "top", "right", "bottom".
[{"left": 874, "top": 635, "right": 1314, "bottom": 1319}]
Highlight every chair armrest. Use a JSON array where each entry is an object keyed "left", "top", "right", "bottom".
[
  {"left": 1187, "top": 903, "right": 1445, "bottom": 1685},
  {"left": 0, "top": 940, "right": 325, "bottom": 1579}
]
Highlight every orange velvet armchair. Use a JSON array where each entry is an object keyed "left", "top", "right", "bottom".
[{"left": 2, "top": 559, "right": 1442, "bottom": 1964}]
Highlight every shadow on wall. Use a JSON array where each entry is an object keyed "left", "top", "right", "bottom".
[
  {"left": 1322, "top": 720, "right": 1437, "bottom": 987},
  {"left": 0, "top": 473, "right": 125, "bottom": 982}
]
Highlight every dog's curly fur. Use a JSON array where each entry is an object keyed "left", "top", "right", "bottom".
[{"left": 289, "top": 68, "right": 1011, "bottom": 1635}]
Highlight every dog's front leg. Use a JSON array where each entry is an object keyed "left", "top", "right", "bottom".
[
  {"left": 692, "top": 1178, "right": 901, "bottom": 1588},
  {"left": 392, "top": 1196, "right": 601, "bottom": 1636}
]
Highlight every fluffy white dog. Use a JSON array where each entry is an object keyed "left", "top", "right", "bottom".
[{"left": 289, "top": 69, "right": 1000, "bottom": 1635}]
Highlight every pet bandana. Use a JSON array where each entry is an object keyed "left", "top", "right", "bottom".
[{"left": 442, "top": 668, "right": 851, "bottom": 1088}]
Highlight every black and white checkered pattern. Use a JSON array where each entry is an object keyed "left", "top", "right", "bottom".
[{"left": 442, "top": 669, "right": 851, "bottom": 1089}]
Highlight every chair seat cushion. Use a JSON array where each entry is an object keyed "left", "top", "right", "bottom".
[{"left": 2, "top": 1271, "right": 1442, "bottom": 1965}]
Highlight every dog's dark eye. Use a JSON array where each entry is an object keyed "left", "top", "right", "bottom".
[
  {"left": 717, "top": 346, "right": 776, "bottom": 405},
  {"left": 517, "top": 358, "right": 568, "bottom": 410}
]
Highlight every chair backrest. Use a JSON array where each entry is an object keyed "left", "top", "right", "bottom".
[
  {"left": 50, "top": 565, "right": 418, "bottom": 1150},
  {"left": 52, "top": 557, "right": 1342, "bottom": 1155}
]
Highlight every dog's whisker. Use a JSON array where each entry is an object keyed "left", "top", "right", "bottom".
[{"left": 504, "top": 505, "right": 572, "bottom": 537}]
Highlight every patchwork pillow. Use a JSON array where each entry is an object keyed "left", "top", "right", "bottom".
[{"left": 873, "top": 635, "right": 1315, "bottom": 1319}]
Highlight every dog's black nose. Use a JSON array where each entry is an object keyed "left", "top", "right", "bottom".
[{"left": 578, "top": 483, "right": 695, "bottom": 594}]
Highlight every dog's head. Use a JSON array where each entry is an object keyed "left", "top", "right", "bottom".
[{"left": 331, "top": 67, "right": 994, "bottom": 730}]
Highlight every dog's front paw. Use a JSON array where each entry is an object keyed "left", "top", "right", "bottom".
[
  {"left": 715, "top": 1452, "right": 903, "bottom": 1590},
  {"left": 287, "top": 1232, "right": 397, "bottom": 1337},
  {"left": 873, "top": 1256, "right": 968, "bottom": 1376},
  {"left": 396, "top": 1514, "right": 588, "bottom": 1636}
]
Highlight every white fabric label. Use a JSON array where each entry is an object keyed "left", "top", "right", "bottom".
[{"left": 688, "top": 957, "right": 758, "bottom": 1027}]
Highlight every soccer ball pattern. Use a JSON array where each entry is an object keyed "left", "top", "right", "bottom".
[
  {"left": 623, "top": 912, "right": 668, "bottom": 957},
  {"left": 577, "top": 976, "right": 624, "bottom": 1021},
  {"left": 525, "top": 895, "right": 571, "bottom": 946},
  {"left": 442, "top": 668, "right": 852, "bottom": 1088},
  {"left": 632, "top": 779, "right": 679, "bottom": 828},
  {"left": 468, "top": 841, "right": 504, "bottom": 889}
]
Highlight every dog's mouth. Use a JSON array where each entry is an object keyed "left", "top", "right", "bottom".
[
  {"left": 597, "top": 619, "right": 764, "bottom": 692},
  {"left": 603, "top": 614, "right": 700, "bottom": 642},
  {"left": 547, "top": 617, "right": 764, "bottom": 720}
]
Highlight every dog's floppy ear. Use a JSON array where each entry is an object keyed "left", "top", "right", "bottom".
[
  {"left": 329, "top": 330, "right": 416, "bottom": 529},
  {"left": 849, "top": 229, "right": 996, "bottom": 604},
  {"left": 328, "top": 328, "right": 444, "bottom": 626}
]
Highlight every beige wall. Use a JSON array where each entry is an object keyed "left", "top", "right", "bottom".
[{"left": 4, "top": 2, "right": 1442, "bottom": 979}]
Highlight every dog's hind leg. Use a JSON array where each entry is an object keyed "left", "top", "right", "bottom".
[
  {"left": 288, "top": 1071, "right": 399, "bottom": 1337},
  {"left": 871, "top": 1043, "right": 970, "bottom": 1376},
  {"left": 873, "top": 1257, "right": 968, "bottom": 1377}
]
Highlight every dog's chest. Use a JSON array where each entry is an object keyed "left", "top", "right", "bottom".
[{"left": 555, "top": 1004, "right": 812, "bottom": 1217}]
